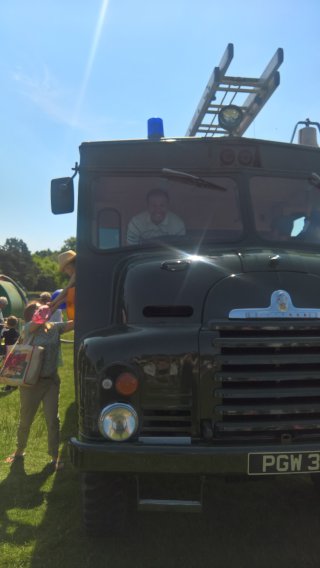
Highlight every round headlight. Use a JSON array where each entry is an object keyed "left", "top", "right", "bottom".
[
  {"left": 218, "top": 105, "right": 243, "bottom": 134},
  {"left": 99, "top": 403, "right": 138, "bottom": 441}
]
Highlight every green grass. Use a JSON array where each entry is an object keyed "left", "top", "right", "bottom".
[{"left": 2, "top": 337, "right": 320, "bottom": 567}]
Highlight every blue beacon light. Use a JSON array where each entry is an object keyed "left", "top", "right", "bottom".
[{"left": 147, "top": 117, "right": 164, "bottom": 139}]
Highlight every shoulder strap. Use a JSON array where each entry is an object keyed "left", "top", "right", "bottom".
[
  {"left": 24, "top": 330, "right": 37, "bottom": 345},
  {"left": 22, "top": 325, "right": 36, "bottom": 346},
  {"left": 0, "top": 337, "right": 20, "bottom": 369}
]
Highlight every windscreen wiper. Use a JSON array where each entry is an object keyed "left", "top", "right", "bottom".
[{"left": 162, "top": 168, "right": 226, "bottom": 191}]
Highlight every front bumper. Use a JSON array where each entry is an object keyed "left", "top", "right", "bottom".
[{"left": 69, "top": 437, "right": 320, "bottom": 475}]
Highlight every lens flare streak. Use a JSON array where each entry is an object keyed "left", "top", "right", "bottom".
[{"left": 72, "top": 0, "right": 110, "bottom": 126}]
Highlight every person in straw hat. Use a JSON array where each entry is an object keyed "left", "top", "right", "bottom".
[{"left": 50, "top": 250, "right": 76, "bottom": 320}]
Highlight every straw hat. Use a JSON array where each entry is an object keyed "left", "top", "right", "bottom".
[{"left": 58, "top": 250, "right": 76, "bottom": 272}]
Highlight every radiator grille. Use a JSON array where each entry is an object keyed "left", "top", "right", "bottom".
[
  {"left": 141, "top": 408, "right": 192, "bottom": 436},
  {"left": 211, "top": 323, "right": 320, "bottom": 441}
]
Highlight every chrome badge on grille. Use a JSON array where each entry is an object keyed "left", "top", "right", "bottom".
[{"left": 229, "top": 290, "right": 320, "bottom": 319}]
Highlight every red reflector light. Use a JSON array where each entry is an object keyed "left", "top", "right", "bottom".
[{"left": 115, "top": 373, "right": 138, "bottom": 395}]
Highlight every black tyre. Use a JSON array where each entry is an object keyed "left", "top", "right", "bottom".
[{"left": 81, "top": 472, "right": 129, "bottom": 536}]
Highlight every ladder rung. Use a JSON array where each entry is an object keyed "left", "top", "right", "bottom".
[
  {"left": 221, "top": 75, "right": 260, "bottom": 86},
  {"left": 216, "top": 86, "right": 258, "bottom": 94},
  {"left": 199, "top": 123, "right": 221, "bottom": 129}
]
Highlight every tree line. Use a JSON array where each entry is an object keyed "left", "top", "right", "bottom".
[{"left": 0, "top": 237, "right": 76, "bottom": 292}]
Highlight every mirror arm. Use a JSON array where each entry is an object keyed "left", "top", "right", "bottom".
[{"left": 71, "top": 162, "right": 79, "bottom": 179}]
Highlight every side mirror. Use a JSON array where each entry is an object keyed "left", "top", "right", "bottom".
[{"left": 51, "top": 177, "right": 74, "bottom": 214}]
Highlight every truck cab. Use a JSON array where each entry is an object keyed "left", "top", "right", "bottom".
[{"left": 52, "top": 123, "right": 320, "bottom": 535}]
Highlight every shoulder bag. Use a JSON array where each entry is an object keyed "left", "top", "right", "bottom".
[{"left": 0, "top": 333, "right": 44, "bottom": 387}]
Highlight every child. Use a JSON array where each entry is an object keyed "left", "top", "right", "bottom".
[
  {"left": 1, "top": 315, "right": 20, "bottom": 392},
  {"left": 40, "top": 291, "right": 63, "bottom": 323},
  {"left": 2, "top": 315, "right": 20, "bottom": 347}
]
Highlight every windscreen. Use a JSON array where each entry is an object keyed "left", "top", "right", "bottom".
[
  {"left": 250, "top": 176, "right": 320, "bottom": 244},
  {"left": 91, "top": 175, "right": 243, "bottom": 250}
]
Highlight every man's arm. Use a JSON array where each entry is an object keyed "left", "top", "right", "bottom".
[
  {"left": 50, "top": 273, "right": 75, "bottom": 312},
  {"left": 63, "top": 320, "right": 74, "bottom": 333},
  {"left": 127, "top": 215, "right": 143, "bottom": 245}
]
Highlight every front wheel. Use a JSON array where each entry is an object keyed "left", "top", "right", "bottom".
[
  {"left": 81, "top": 472, "right": 129, "bottom": 536},
  {"left": 311, "top": 474, "right": 320, "bottom": 492}
]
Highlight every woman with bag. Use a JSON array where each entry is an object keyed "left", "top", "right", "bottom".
[{"left": 4, "top": 301, "right": 74, "bottom": 471}]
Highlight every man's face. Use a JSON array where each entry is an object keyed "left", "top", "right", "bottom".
[
  {"left": 148, "top": 195, "right": 168, "bottom": 225},
  {"left": 63, "top": 263, "right": 75, "bottom": 276}
]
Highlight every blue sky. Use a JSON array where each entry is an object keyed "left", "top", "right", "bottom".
[{"left": 1, "top": 0, "right": 319, "bottom": 252}]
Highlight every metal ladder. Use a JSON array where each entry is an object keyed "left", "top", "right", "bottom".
[{"left": 186, "top": 43, "right": 283, "bottom": 138}]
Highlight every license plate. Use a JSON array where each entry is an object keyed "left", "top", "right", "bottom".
[{"left": 248, "top": 451, "right": 320, "bottom": 475}]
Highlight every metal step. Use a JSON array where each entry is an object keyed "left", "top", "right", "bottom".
[
  {"left": 138, "top": 498, "right": 202, "bottom": 513},
  {"left": 136, "top": 475, "right": 205, "bottom": 512}
]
